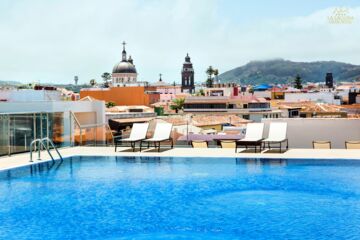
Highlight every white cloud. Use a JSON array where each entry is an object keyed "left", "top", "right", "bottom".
[{"left": 0, "top": 1, "right": 359, "bottom": 84}]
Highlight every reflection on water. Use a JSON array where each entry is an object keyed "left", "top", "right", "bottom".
[
  {"left": 0, "top": 159, "right": 65, "bottom": 181},
  {"left": 236, "top": 158, "right": 287, "bottom": 166},
  {"left": 236, "top": 158, "right": 287, "bottom": 174}
]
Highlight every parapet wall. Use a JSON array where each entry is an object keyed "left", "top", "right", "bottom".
[{"left": 262, "top": 118, "right": 360, "bottom": 149}]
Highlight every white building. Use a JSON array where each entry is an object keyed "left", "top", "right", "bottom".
[{"left": 285, "top": 92, "right": 341, "bottom": 105}]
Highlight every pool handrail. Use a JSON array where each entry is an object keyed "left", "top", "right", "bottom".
[{"left": 29, "top": 137, "right": 64, "bottom": 163}]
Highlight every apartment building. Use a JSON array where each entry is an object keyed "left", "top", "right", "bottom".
[{"left": 183, "top": 96, "right": 282, "bottom": 122}]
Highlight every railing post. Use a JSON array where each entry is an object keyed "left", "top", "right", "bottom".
[
  {"left": 33, "top": 113, "right": 37, "bottom": 151},
  {"left": 70, "top": 112, "right": 72, "bottom": 147},
  {"left": 30, "top": 141, "right": 33, "bottom": 162},
  {"left": 37, "top": 140, "right": 41, "bottom": 160},
  {"left": 7, "top": 115, "right": 11, "bottom": 156},
  {"left": 94, "top": 127, "right": 97, "bottom": 147}
]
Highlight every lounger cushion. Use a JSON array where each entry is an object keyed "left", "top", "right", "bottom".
[
  {"left": 263, "top": 122, "right": 287, "bottom": 142},
  {"left": 237, "top": 123, "right": 264, "bottom": 142},
  {"left": 116, "top": 123, "right": 149, "bottom": 142}
]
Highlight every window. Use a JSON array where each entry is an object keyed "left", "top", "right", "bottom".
[
  {"left": 129, "top": 109, "right": 143, "bottom": 113},
  {"left": 291, "top": 110, "right": 299, "bottom": 117}
]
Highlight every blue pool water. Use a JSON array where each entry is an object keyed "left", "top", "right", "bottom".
[{"left": 1, "top": 156, "right": 360, "bottom": 239}]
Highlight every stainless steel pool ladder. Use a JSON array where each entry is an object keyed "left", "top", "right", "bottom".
[{"left": 29, "top": 137, "right": 64, "bottom": 162}]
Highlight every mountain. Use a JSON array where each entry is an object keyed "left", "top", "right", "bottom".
[{"left": 218, "top": 59, "right": 360, "bottom": 85}]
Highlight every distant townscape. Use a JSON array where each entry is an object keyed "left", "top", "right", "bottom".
[{"left": 0, "top": 41, "right": 360, "bottom": 156}]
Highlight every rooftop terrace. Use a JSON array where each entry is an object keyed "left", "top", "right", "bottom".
[{"left": 1, "top": 146, "right": 360, "bottom": 171}]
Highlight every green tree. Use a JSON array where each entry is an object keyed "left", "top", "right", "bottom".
[
  {"left": 170, "top": 98, "right": 185, "bottom": 113},
  {"left": 248, "top": 86, "right": 254, "bottom": 95},
  {"left": 198, "top": 89, "right": 205, "bottom": 96},
  {"left": 206, "top": 66, "right": 214, "bottom": 78},
  {"left": 89, "top": 79, "right": 96, "bottom": 87},
  {"left": 101, "top": 72, "right": 111, "bottom": 88},
  {"left": 206, "top": 77, "right": 214, "bottom": 88},
  {"left": 213, "top": 69, "right": 219, "bottom": 83},
  {"left": 294, "top": 74, "right": 303, "bottom": 89},
  {"left": 205, "top": 66, "right": 215, "bottom": 87},
  {"left": 106, "top": 101, "right": 116, "bottom": 108}
]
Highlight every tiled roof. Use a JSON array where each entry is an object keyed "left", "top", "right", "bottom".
[
  {"left": 161, "top": 114, "right": 251, "bottom": 127},
  {"left": 339, "top": 104, "right": 360, "bottom": 109},
  {"left": 229, "top": 95, "right": 267, "bottom": 103},
  {"left": 185, "top": 95, "right": 269, "bottom": 104},
  {"left": 191, "top": 115, "right": 251, "bottom": 127},
  {"left": 151, "top": 101, "right": 168, "bottom": 107},
  {"left": 185, "top": 96, "right": 228, "bottom": 104},
  {"left": 272, "top": 101, "right": 345, "bottom": 113},
  {"left": 79, "top": 96, "right": 100, "bottom": 101},
  {"left": 162, "top": 116, "right": 188, "bottom": 126}
]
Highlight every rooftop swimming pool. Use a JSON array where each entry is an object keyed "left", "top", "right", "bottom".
[{"left": 1, "top": 156, "right": 360, "bottom": 239}]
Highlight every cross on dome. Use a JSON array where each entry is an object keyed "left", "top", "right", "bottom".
[{"left": 122, "top": 41, "right": 127, "bottom": 61}]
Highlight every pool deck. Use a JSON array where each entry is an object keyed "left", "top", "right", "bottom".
[{"left": 1, "top": 146, "right": 360, "bottom": 171}]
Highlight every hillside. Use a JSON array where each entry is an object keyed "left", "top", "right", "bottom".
[{"left": 218, "top": 59, "right": 360, "bottom": 85}]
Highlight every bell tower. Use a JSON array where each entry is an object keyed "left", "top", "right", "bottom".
[{"left": 181, "top": 53, "right": 195, "bottom": 93}]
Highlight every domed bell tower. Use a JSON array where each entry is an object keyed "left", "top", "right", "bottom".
[{"left": 111, "top": 41, "right": 138, "bottom": 86}]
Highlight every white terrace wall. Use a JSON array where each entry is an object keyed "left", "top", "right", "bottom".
[
  {"left": 284, "top": 92, "right": 341, "bottom": 105},
  {"left": 262, "top": 118, "right": 360, "bottom": 149},
  {"left": 0, "top": 89, "right": 63, "bottom": 102},
  {"left": 0, "top": 101, "right": 105, "bottom": 125}
]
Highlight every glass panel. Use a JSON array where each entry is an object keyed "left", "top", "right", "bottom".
[
  {"left": 9, "top": 114, "right": 35, "bottom": 154},
  {"left": 0, "top": 111, "right": 73, "bottom": 156},
  {"left": 48, "top": 112, "right": 66, "bottom": 148},
  {"left": 34, "top": 113, "right": 47, "bottom": 140},
  {"left": 0, "top": 115, "right": 10, "bottom": 156}
]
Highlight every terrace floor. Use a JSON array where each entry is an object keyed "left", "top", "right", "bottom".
[{"left": 1, "top": 146, "right": 360, "bottom": 171}]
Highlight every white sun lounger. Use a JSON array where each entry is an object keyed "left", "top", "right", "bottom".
[
  {"left": 115, "top": 123, "right": 149, "bottom": 152},
  {"left": 235, "top": 123, "right": 264, "bottom": 153},
  {"left": 140, "top": 123, "right": 173, "bottom": 152},
  {"left": 262, "top": 122, "right": 288, "bottom": 153}
]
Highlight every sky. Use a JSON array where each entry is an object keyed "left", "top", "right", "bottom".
[{"left": 0, "top": 0, "right": 359, "bottom": 85}]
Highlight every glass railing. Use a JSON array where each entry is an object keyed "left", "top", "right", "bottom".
[
  {"left": 0, "top": 112, "right": 69, "bottom": 156},
  {"left": 70, "top": 111, "right": 114, "bottom": 146}
]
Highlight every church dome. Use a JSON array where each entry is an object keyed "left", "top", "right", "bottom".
[{"left": 112, "top": 61, "right": 137, "bottom": 74}]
